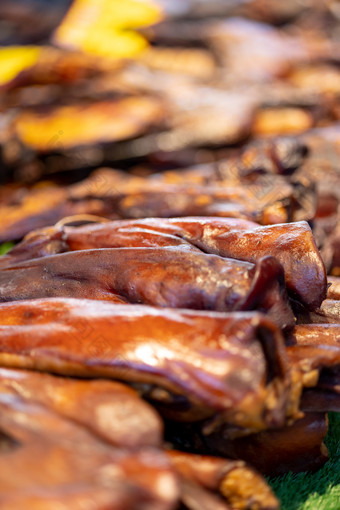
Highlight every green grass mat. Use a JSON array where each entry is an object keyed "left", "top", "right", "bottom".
[
  {"left": 270, "top": 413, "right": 340, "bottom": 509},
  {"left": 0, "top": 242, "right": 14, "bottom": 255}
]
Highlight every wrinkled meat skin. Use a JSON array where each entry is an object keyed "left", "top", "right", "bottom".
[
  {"left": 0, "top": 248, "right": 294, "bottom": 328},
  {"left": 0, "top": 298, "right": 294, "bottom": 430},
  {"left": 1, "top": 217, "right": 326, "bottom": 310}
]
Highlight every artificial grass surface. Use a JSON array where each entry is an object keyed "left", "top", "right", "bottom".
[
  {"left": 270, "top": 413, "right": 340, "bottom": 510},
  {"left": 0, "top": 242, "right": 14, "bottom": 255}
]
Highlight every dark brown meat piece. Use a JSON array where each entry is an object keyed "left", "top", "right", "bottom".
[
  {"left": 1, "top": 216, "right": 325, "bottom": 310},
  {"left": 64, "top": 218, "right": 326, "bottom": 310},
  {"left": 0, "top": 182, "right": 124, "bottom": 244},
  {"left": 0, "top": 248, "right": 294, "bottom": 328},
  {"left": 0, "top": 298, "right": 296, "bottom": 430}
]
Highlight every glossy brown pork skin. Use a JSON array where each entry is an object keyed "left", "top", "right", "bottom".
[
  {"left": 0, "top": 367, "right": 162, "bottom": 449},
  {"left": 0, "top": 383, "right": 178, "bottom": 510},
  {"left": 1, "top": 217, "right": 326, "bottom": 310},
  {"left": 0, "top": 298, "right": 295, "bottom": 430},
  {"left": 0, "top": 369, "right": 278, "bottom": 510},
  {"left": 64, "top": 218, "right": 326, "bottom": 310},
  {"left": 0, "top": 248, "right": 294, "bottom": 328}
]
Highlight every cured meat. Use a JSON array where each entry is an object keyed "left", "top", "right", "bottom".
[
  {"left": 0, "top": 382, "right": 178, "bottom": 510},
  {"left": 1, "top": 1, "right": 340, "bottom": 505},
  {"left": 287, "top": 343, "right": 340, "bottom": 381},
  {"left": 1, "top": 217, "right": 325, "bottom": 309},
  {"left": 0, "top": 367, "right": 279, "bottom": 510},
  {"left": 0, "top": 181, "right": 283, "bottom": 243},
  {"left": 0, "top": 367, "right": 162, "bottom": 449},
  {"left": 0, "top": 248, "right": 294, "bottom": 328},
  {"left": 0, "top": 298, "right": 296, "bottom": 430},
  {"left": 0, "top": 132, "right": 313, "bottom": 243},
  {"left": 0, "top": 183, "right": 122, "bottom": 243}
]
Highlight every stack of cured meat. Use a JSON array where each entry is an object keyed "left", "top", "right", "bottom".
[{"left": 0, "top": 1, "right": 340, "bottom": 508}]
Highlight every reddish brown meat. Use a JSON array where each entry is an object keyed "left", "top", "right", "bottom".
[
  {"left": 0, "top": 298, "right": 295, "bottom": 430},
  {"left": 1, "top": 217, "right": 326, "bottom": 309},
  {"left": 0, "top": 248, "right": 294, "bottom": 328}
]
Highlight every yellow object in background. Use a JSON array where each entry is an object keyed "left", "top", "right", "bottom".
[
  {"left": 53, "top": 0, "right": 163, "bottom": 58},
  {"left": 13, "top": 97, "right": 165, "bottom": 150},
  {"left": 0, "top": 46, "right": 42, "bottom": 86}
]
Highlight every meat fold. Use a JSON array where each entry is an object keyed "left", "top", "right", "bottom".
[
  {"left": 0, "top": 248, "right": 295, "bottom": 328},
  {"left": 1, "top": 217, "right": 326, "bottom": 310},
  {"left": 0, "top": 298, "right": 296, "bottom": 430},
  {"left": 0, "top": 183, "right": 282, "bottom": 243}
]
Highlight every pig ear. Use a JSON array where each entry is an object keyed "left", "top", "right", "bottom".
[
  {"left": 238, "top": 255, "right": 286, "bottom": 311},
  {"left": 237, "top": 255, "right": 295, "bottom": 330}
]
